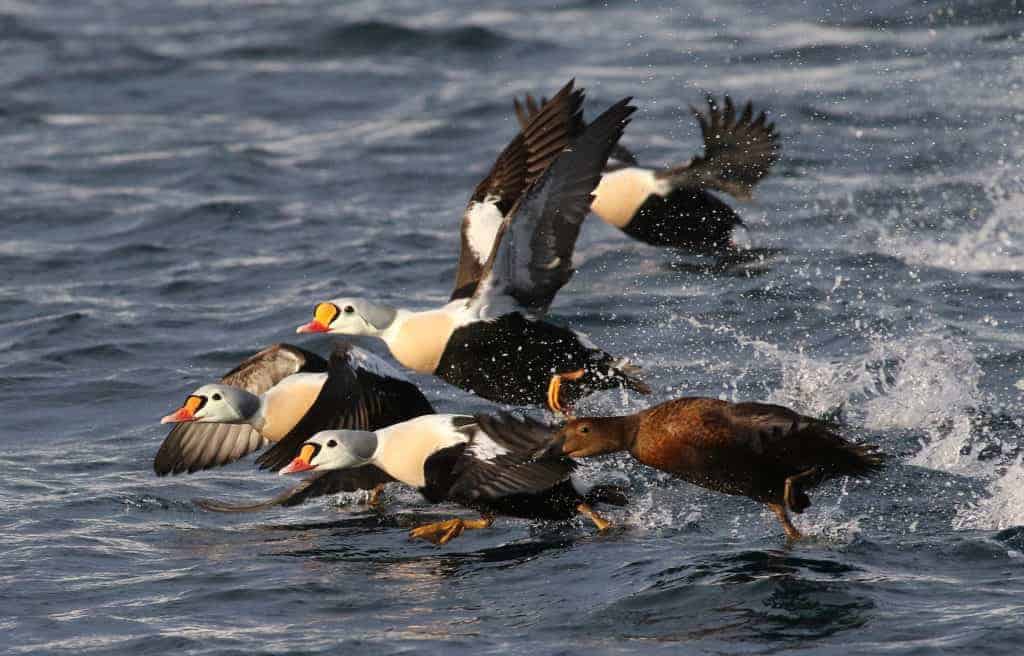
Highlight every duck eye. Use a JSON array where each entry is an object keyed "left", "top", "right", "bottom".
[
  {"left": 579, "top": 425, "right": 590, "bottom": 434},
  {"left": 212, "top": 393, "right": 222, "bottom": 401},
  {"left": 327, "top": 439, "right": 338, "bottom": 448},
  {"left": 343, "top": 306, "right": 355, "bottom": 314}
]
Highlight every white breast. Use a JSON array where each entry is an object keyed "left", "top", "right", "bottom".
[
  {"left": 373, "top": 415, "right": 469, "bottom": 488},
  {"left": 259, "top": 372, "right": 327, "bottom": 441},
  {"left": 590, "top": 167, "right": 670, "bottom": 228}
]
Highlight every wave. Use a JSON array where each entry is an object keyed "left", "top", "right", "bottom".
[{"left": 223, "top": 20, "right": 534, "bottom": 60}]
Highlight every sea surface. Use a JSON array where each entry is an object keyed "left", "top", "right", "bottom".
[{"left": 2, "top": 1, "right": 1023, "bottom": 654}]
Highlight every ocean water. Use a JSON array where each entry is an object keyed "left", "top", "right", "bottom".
[{"left": 1, "top": 1, "right": 1023, "bottom": 654}]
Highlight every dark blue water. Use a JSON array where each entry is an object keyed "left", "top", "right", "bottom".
[{"left": 2, "top": 1, "right": 1023, "bottom": 653}]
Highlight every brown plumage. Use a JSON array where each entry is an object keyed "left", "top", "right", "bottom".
[{"left": 547, "top": 397, "right": 883, "bottom": 539}]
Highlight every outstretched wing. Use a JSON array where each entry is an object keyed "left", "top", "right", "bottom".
[
  {"left": 470, "top": 97, "right": 636, "bottom": 316},
  {"left": 255, "top": 344, "right": 435, "bottom": 472},
  {"left": 514, "top": 92, "right": 638, "bottom": 168},
  {"left": 661, "top": 95, "right": 780, "bottom": 200},
  {"left": 192, "top": 466, "right": 394, "bottom": 513},
  {"left": 451, "top": 80, "right": 585, "bottom": 301},
  {"left": 448, "top": 412, "right": 576, "bottom": 502},
  {"left": 153, "top": 344, "right": 327, "bottom": 475}
]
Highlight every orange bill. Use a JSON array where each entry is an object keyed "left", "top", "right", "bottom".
[
  {"left": 295, "top": 302, "right": 338, "bottom": 334},
  {"left": 280, "top": 444, "right": 318, "bottom": 474},
  {"left": 160, "top": 395, "right": 205, "bottom": 424}
]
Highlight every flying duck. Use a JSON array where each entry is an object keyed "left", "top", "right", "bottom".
[
  {"left": 277, "top": 413, "right": 628, "bottom": 545},
  {"left": 543, "top": 397, "right": 884, "bottom": 539},
  {"left": 156, "top": 342, "right": 435, "bottom": 510},
  {"left": 451, "top": 79, "right": 584, "bottom": 300},
  {"left": 515, "top": 93, "right": 780, "bottom": 256},
  {"left": 297, "top": 95, "right": 651, "bottom": 411}
]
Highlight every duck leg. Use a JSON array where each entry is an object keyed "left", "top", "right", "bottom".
[
  {"left": 409, "top": 515, "right": 494, "bottom": 545},
  {"left": 576, "top": 503, "right": 611, "bottom": 531},
  {"left": 547, "top": 369, "right": 586, "bottom": 414},
  {"left": 783, "top": 467, "right": 819, "bottom": 513},
  {"left": 768, "top": 502, "right": 802, "bottom": 540},
  {"left": 366, "top": 483, "right": 386, "bottom": 508}
]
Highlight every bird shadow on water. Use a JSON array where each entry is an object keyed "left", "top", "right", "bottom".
[
  {"left": 586, "top": 547, "right": 874, "bottom": 647},
  {"left": 216, "top": 509, "right": 584, "bottom": 571}
]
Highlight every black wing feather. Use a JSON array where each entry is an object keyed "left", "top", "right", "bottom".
[
  {"left": 661, "top": 95, "right": 780, "bottom": 199},
  {"left": 472, "top": 98, "right": 636, "bottom": 314},
  {"left": 452, "top": 80, "right": 585, "bottom": 301},
  {"left": 447, "top": 413, "right": 576, "bottom": 503},
  {"left": 513, "top": 92, "right": 638, "bottom": 167}
]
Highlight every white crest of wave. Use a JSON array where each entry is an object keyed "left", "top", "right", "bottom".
[{"left": 870, "top": 180, "right": 1024, "bottom": 273}]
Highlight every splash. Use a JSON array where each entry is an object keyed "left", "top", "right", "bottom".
[
  {"left": 868, "top": 181, "right": 1024, "bottom": 273},
  {"left": 954, "top": 460, "right": 1024, "bottom": 531}
]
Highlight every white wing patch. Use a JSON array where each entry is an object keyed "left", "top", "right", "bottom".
[
  {"left": 464, "top": 196, "right": 505, "bottom": 262},
  {"left": 347, "top": 346, "right": 409, "bottom": 382},
  {"left": 468, "top": 430, "right": 510, "bottom": 461}
]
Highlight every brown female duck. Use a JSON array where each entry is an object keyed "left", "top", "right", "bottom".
[{"left": 545, "top": 397, "right": 884, "bottom": 539}]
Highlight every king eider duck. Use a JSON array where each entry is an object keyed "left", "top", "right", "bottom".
[
  {"left": 277, "top": 413, "right": 628, "bottom": 545},
  {"left": 542, "top": 397, "right": 884, "bottom": 539},
  {"left": 297, "top": 95, "right": 650, "bottom": 412},
  {"left": 156, "top": 343, "right": 434, "bottom": 510},
  {"left": 515, "top": 93, "right": 780, "bottom": 256},
  {"left": 451, "top": 79, "right": 584, "bottom": 300}
]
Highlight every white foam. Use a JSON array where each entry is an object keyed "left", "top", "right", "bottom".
[
  {"left": 869, "top": 185, "right": 1024, "bottom": 273},
  {"left": 954, "top": 461, "right": 1024, "bottom": 531}
]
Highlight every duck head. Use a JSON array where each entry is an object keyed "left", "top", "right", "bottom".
[
  {"left": 295, "top": 298, "right": 397, "bottom": 336},
  {"left": 279, "top": 429, "right": 379, "bottom": 474},
  {"left": 160, "top": 384, "right": 260, "bottom": 424},
  {"left": 546, "top": 416, "right": 635, "bottom": 459}
]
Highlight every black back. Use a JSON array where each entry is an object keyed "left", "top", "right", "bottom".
[{"left": 624, "top": 187, "right": 742, "bottom": 253}]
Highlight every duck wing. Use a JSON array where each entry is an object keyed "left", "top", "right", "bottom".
[
  {"left": 192, "top": 466, "right": 393, "bottom": 513},
  {"left": 722, "top": 402, "right": 883, "bottom": 477},
  {"left": 513, "top": 92, "right": 638, "bottom": 168},
  {"left": 153, "top": 344, "right": 327, "bottom": 476},
  {"left": 451, "top": 80, "right": 584, "bottom": 301},
  {"left": 255, "top": 343, "right": 434, "bottom": 472},
  {"left": 660, "top": 95, "right": 780, "bottom": 200},
  {"left": 447, "top": 412, "right": 576, "bottom": 503},
  {"left": 470, "top": 97, "right": 636, "bottom": 316}
]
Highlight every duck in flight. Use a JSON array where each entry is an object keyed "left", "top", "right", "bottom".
[
  {"left": 297, "top": 86, "right": 650, "bottom": 412},
  {"left": 513, "top": 92, "right": 780, "bottom": 257},
  {"left": 542, "top": 396, "right": 883, "bottom": 539},
  {"left": 156, "top": 343, "right": 434, "bottom": 510},
  {"left": 278, "top": 412, "right": 628, "bottom": 545}
]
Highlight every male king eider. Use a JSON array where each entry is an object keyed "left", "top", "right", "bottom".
[
  {"left": 452, "top": 79, "right": 584, "bottom": 300},
  {"left": 515, "top": 93, "right": 781, "bottom": 256},
  {"left": 156, "top": 343, "right": 434, "bottom": 510},
  {"left": 276, "top": 413, "right": 628, "bottom": 545},
  {"left": 297, "top": 95, "right": 650, "bottom": 412},
  {"left": 542, "top": 397, "right": 884, "bottom": 539}
]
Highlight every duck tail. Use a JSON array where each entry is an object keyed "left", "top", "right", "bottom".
[{"left": 833, "top": 440, "right": 886, "bottom": 479}]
